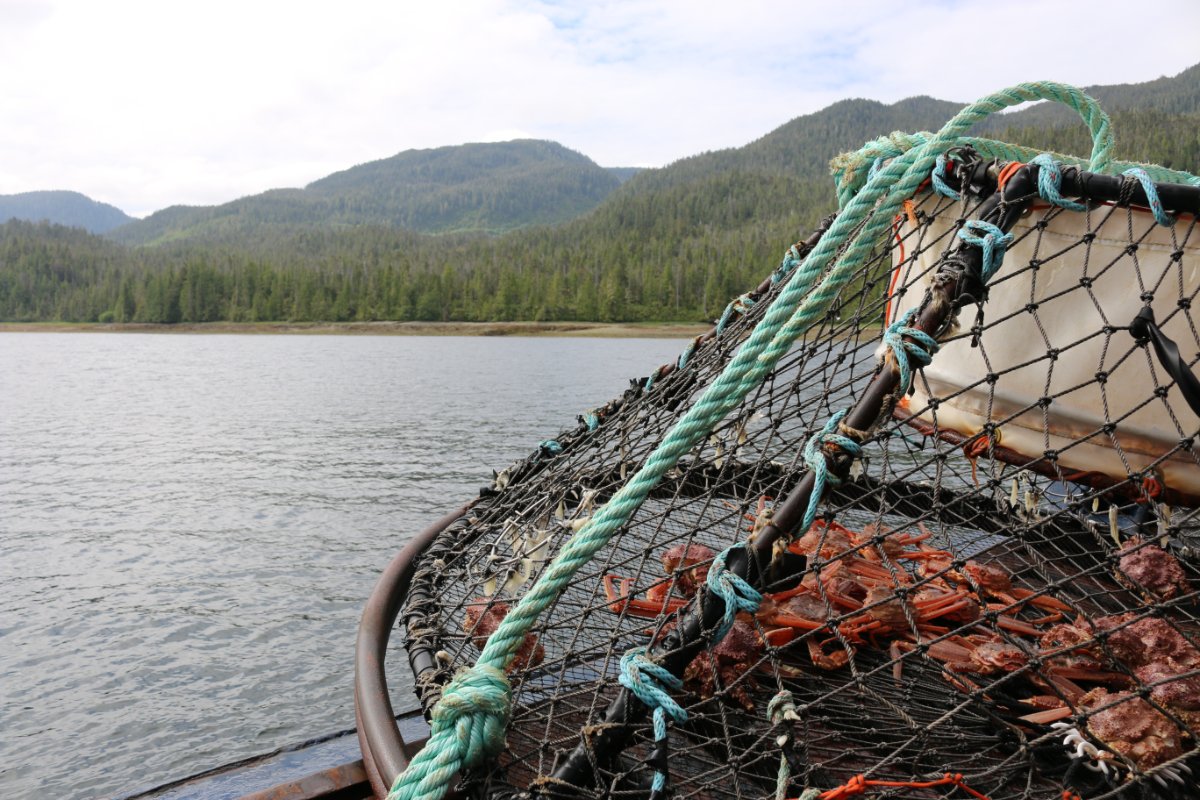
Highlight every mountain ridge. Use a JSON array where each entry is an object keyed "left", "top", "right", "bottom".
[
  {"left": 0, "top": 190, "right": 134, "bottom": 235},
  {"left": 109, "top": 139, "right": 623, "bottom": 245},
  {"left": 1, "top": 62, "right": 1196, "bottom": 324}
]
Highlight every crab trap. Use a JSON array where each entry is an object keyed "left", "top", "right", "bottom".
[{"left": 357, "top": 83, "right": 1200, "bottom": 800}]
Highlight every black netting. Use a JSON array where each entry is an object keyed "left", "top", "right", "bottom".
[{"left": 400, "top": 154, "right": 1200, "bottom": 800}]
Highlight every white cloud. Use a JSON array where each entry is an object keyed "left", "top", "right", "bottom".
[{"left": 0, "top": 0, "right": 1195, "bottom": 216}]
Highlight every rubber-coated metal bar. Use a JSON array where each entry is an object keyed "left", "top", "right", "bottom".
[{"left": 355, "top": 501, "right": 476, "bottom": 797}]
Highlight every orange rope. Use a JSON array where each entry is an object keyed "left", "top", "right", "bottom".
[
  {"left": 883, "top": 215, "right": 907, "bottom": 328},
  {"left": 814, "top": 772, "right": 992, "bottom": 800}
]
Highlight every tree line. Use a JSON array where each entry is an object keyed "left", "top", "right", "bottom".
[{"left": 1, "top": 110, "right": 1195, "bottom": 325}]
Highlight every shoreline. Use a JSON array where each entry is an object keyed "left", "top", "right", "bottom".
[{"left": 0, "top": 320, "right": 713, "bottom": 338}]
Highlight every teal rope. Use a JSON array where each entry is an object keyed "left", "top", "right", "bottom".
[
  {"left": 762, "top": 83, "right": 1116, "bottom": 371},
  {"left": 385, "top": 81, "right": 1126, "bottom": 800},
  {"left": 539, "top": 440, "right": 563, "bottom": 456},
  {"left": 1031, "top": 153, "right": 1086, "bottom": 211},
  {"left": 705, "top": 544, "right": 764, "bottom": 638},
  {"left": 832, "top": 125, "right": 1198, "bottom": 212},
  {"left": 618, "top": 647, "right": 687, "bottom": 794},
  {"left": 800, "top": 411, "right": 861, "bottom": 532},
  {"left": 881, "top": 309, "right": 941, "bottom": 394},
  {"left": 716, "top": 293, "right": 757, "bottom": 335},
  {"left": 677, "top": 338, "right": 698, "bottom": 370},
  {"left": 1122, "top": 167, "right": 1174, "bottom": 226},
  {"left": 866, "top": 156, "right": 885, "bottom": 183},
  {"left": 771, "top": 242, "right": 807, "bottom": 285},
  {"left": 931, "top": 153, "right": 959, "bottom": 199},
  {"left": 768, "top": 691, "right": 798, "bottom": 800},
  {"left": 583, "top": 413, "right": 599, "bottom": 432},
  {"left": 957, "top": 220, "right": 1015, "bottom": 283}
]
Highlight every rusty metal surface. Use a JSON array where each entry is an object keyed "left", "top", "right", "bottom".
[
  {"left": 238, "top": 761, "right": 370, "bottom": 800},
  {"left": 355, "top": 502, "right": 474, "bottom": 796}
]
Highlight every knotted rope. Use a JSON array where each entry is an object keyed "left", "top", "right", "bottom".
[
  {"left": 801, "top": 410, "right": 862, "bottom": 532},
  {"left": 957, "top": 220, "right": 1015, "bottom": 283},
  {"left": 769, "top": 690, "right": 800, "bottom": 800},
  {"left": 705, "top": 543, "right": 765, "bottom": 638},
  {"left": 618, "top": 647, "right": 688, "bottom": 795},
  {"left": 881, "top": 309, "right": 941, "bottom": 396},
  {"left": 1030, "top": 153, "right": 1087, "bottom": 211},
  {"left": 931, "top": 153, "right": 960, "bottom": 199}
]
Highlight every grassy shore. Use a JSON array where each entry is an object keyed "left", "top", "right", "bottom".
[{"left": 0, "top": 320, "right": 713, "bottom": 338}]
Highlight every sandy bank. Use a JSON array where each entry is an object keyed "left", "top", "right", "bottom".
[{"left": 0, "top": 320, "right": 713, "bottom": 338}]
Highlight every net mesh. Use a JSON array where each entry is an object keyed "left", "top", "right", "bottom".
[{"left": 399, "top": 155, "right": 1200, "bottom": 800}]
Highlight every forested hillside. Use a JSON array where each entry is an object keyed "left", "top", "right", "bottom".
[
  {"left": 3, "top": 65, "right": 1197, "bottom": 325},
  {"left": 110, "top": 140, "right": 621, "bottom": 245},
  {"left": 0, "top": 191, "right": 133, "bottom": 234}
]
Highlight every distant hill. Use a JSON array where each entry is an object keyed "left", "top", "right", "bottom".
[
  {"left": 0, "top": 191, "right": 133, "bottom": 234},
  {"left": 110, "top": 140, "right": 621, "bottom": 245}
]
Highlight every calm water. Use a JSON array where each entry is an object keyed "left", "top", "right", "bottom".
[{"left": 0, "top": 333, "right": 689, "bottom": 799}]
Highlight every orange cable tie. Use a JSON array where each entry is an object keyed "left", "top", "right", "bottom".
[{"left": 996, "top": 161, "right": 1023, "bottom": 192}]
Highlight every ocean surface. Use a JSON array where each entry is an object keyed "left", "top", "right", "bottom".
[{"left": 0, "top": 332, "right": 690, "bottom": 799}]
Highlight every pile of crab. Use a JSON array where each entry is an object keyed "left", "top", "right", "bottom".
[{"left": 595, "top": 502, "right": 1200, "bottom": 790}]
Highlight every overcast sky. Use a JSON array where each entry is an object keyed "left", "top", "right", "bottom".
[{"left": 1, "top": 0, "right": 1196, "bottom": 217}]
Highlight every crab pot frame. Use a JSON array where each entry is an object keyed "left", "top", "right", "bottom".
[{"left": 359, "top": 154, "right": 1200, "bottom": 800}]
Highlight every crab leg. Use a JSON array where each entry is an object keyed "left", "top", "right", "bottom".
[
  {"left": 1019, "top": 706, "right": 1075, "bottom": 725},
  {"left": 602, "top": 574, "right": 686, "bottom": 617}
]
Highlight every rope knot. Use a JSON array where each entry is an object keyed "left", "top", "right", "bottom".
[
  {"left": 800, "top": 410, "right": 864, "bottom": 532},
  {"left": 956, "top": 220, "right": 1014, "bottom": 282},
  {"left": 825, "top": 774, "right": 869, "bottom": 798},
  {"left": 1031, "top": 153, "right": 1086, "bottom": 212},
  {"left": 768, "top": 690, "right": 799, "bottom": 725},
  {"left": 717, "top": 293, "right": 758, "bottom": 334},
  {"left": 705, "top": 544, "right": 764, "bottom": 638},
  {"left": 618, "top": 648, "right": 687, "bottom": 795},
  {"left": 431, "top": 665, "right": 512, "bottom": 768},
  {"left": 882, "top": 309, "right": 941, "bottom": 395},
  {"left": 1121, "top": 167, "right": 1174, "bottom": 227},
  {"left": 931, "top": 153, "right": 960, "bottom": 199}
]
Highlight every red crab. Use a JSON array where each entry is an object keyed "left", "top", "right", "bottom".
[
  {"left": 1094, "top": 613, "right": 1200, "bottom": 670},
  {"left": 949, "top": 560, "right": 1073, "bottom": 623},
  {"left": 1135, "top": 661, "right": 1200, "bottom": 727},
  {"left": 682, "top": 616, "right": 768, "bottom": 711},
  {"left": 603, "top": 543, "right": 716, "bottom": 617},
  {"left": 1117, "top": 537, "right": 1192, "bottom": 602},
  {"left": 1075, "top": 687, "right": 1187, "bottom": 775},
  {"left": 463, "top": 598, "right": 545, "bottom": 672}
]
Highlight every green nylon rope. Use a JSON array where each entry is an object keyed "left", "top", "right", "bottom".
[{"left": 385, "top": 81, "right": 1127, "bottom": 800}]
